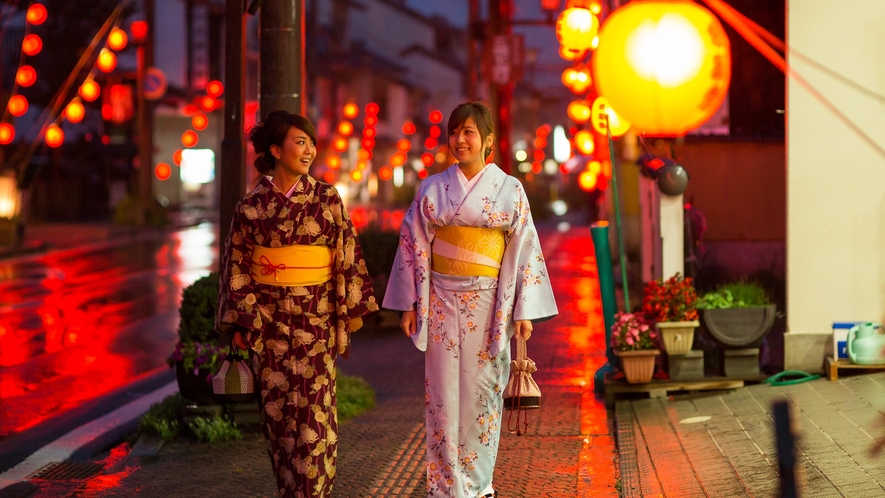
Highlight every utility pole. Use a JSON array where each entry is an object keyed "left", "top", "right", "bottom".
[
  {"left": 259, "top": 0, "right": 305, "bottom": 117},
  {"left": 467, "top": 0, "right": 480, "bottom": 100},
  {"left": 488, "top": 0, "right": 514, "bottom": 174},
  {"left": 136, "top": 0, "right": 155, "bottom": 225},
  {"left": 219, "top": 0, "right": 246, "bottom": 254}
]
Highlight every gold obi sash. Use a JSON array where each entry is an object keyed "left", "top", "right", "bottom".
[
  {"left": 251, "top": 244, "right": 333, "bottom": 286},
  {"left": 431, "top": 226, "right": 506, "bottom": 277}
]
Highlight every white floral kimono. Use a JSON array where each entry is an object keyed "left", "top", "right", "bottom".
[{"left": 383, "top": 163, "right": 557, "bottom": 497}]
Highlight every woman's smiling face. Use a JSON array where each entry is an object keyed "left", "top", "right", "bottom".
[
  {"left": 449, "top": 117, "right": 489, "bottom": 167},
  {"left": 272, "top": 126, "right": 316, "bottom": 176}
]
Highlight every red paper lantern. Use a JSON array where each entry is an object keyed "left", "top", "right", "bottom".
[
  {"left": 7, "top": 95, "right": 28, "bottom": 116},
  {"left": 79, "top": 80, "right": 100, "bottom": 102},
  {"left": 378, "top": 166, "right": 393, "bottom": 181},
  {"left": 337, "top": 121, "right": 354, "bottom": 137},
  {"left": 182, "top": 130, "right": 198, "bottom": 147},
  {"left": 97, "top": 49, "right": 117, "bottom": 72},
  {"left": 22, "top": 34, "right": 42, "bottom": 55},
  {"left": 343, "top": 103, "right": 359, "bottom": 119},
  {"left": 206, "top": 80, "right": 224, "bottom": 97},
  {"left": 64, "top": 101, "right": 86, "bottom": 123},
  {"left": 107, "top": 28, "right": 128, "bottom": 51},
  {"left": 428, "top": 110, "right": 443, "bottom": 124},
  {"left": 15, "top": 66, "right": 37, "bottom": 87},
  {"left": 45, "top": 125, "right": 64, "bottom": 147},
  {"left": 0, "top": 123, "right": 15, "bottom": 144},
  {"left": 155, "top": 162, "right": 172, "bottom": 180},
  {"left": 556, "top": 8, "right": 599, "bottom": 58},
  {"left": 26, "top": 4, "right": 47, "bottom": 25}
]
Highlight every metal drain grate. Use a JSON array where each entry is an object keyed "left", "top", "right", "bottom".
[{"left": 28, "top": 462, "right": 104, "bottom": 480}]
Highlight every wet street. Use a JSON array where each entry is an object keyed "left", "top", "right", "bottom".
[{"left": 0, "top": 223, "right": 218, "bottom": 439}]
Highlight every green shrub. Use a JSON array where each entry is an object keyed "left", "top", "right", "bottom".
[
  {"left": 188, "top": 415, "right": 243, "bottom": 442},
  {"left": 337, "top": 369, "right": 376, "bottom": 422},
  {"left": 178, "top": 272, "right": 220, "bottom": 343},
  {"left": 139, "top": 393, "right": 186, "bottom": 442},
  {"left": 112, "top": 195, "right": 169, "bottom": 227},
  {"left": 697, "top": 281, "right": 770, "bottom": 309},
  {"left": 356, "top": 224, "right": 400, "bottom": 279}
]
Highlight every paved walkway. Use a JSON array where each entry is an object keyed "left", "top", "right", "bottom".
[
  {"left": 617, "top": 372, "right": 885, "bottom": 497},
  {"left": 4, "top": 221, "right": 619, "bottom": 497}
]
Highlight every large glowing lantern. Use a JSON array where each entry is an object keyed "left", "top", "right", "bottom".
[
  {"left": 592, "top": 0, "right": 731, "bottom": 136},
  {"left": 0, "top": 123, "right": 14, "bottom": 144},
  {"left": 556, "top": 8, "right": 599, "bottom": 58},
  {"left": 7, "top": 95, "right": 28, "bottom": 117},
  {"left": 64, "top": 100, "right": 86, "bottom": 123},
  {"left": 22, "top": 34, "right": 43, "bottom": 55},
  {"left": 15, "top": 66, "right": 37, "bottom": 87},
  {"left": 45, "top": 125, "right": 64, "bottom": 147},
  {"left": 590, "top": 97, "right": 631, "bottom": 137}
]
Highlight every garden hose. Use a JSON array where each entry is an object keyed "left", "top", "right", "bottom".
[{"left": 764, "top": 370, "right": 821, "bottom": 386}]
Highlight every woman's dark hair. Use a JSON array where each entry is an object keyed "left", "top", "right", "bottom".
[
  {"left": 447, "top": 101, "right": 495, "bottom": 160},
  {"left": 247, "top": 110, "right": 317, "bottom": 175}
]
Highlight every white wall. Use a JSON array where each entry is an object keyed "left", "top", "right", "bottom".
[{"left": 787, "top": 1, "right": 885, "bottom": 338}]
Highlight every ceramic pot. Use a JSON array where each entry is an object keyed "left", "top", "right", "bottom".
[
  {"left": 615, "top": 349, "right": 660, "bottom": 383},
  {"left": 656, "top": 320, "right": 699, "bottom": 354},
  {"left": 175, "top": 361, "right": 216, "bottom": 405}
]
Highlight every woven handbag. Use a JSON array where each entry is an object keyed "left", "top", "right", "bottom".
[
  {"left": 503, "top": 335, "right": 540, "bottom": 435},
  {"left": 212, "top": 345, "right": 255, "bottom": 404}
]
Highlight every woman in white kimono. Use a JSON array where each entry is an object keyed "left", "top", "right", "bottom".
[{"left": 383, "top": 102, "right": 557, "bottom": 498}]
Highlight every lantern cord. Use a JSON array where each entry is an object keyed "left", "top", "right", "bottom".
[
  {"left": 701, "top": 0, "right": 885, "bottom": 160},
  {"left": 604, "top": 117, "right": 630, "bottom": 313}
]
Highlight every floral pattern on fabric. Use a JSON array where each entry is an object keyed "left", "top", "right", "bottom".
[{"left": 217, "top": 175, "right": 378, "bottom": 498}]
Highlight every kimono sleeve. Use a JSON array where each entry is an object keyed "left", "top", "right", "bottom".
[
  {"left": 382, "top": 182, "right": 432, "bottom": 312},
  {"left": 215, "top": 201, "right": 262, "bottom": 346},
  {"left": 329, "top": 186, "right": 379, "bottom": 322},
  {"left": 508, "top": 183, "right": 558, "bottom": 323}
]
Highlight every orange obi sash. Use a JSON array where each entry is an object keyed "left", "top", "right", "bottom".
[
  {"left": 250, "top": 244, "right": 333, "bottom": 286},
  {"left": 431, "top": 226, "right": 506, "bottom": 278}
]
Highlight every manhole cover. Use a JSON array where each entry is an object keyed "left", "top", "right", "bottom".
[{"left": 28, "top": 462, "right": 104, "bottom": 480}]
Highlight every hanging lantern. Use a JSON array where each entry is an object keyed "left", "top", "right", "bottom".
[
  {"left": 192, "top": 113, "right": 208, "bottom": 131},
  {"left": 588, "top": 160, "right": 602, "bottom": 175},
  {"left": 566, "top": 100, "right": 591, "bottom": 124},
  {"left": 15, "top": 66, "right": 37, "bottom": 87},
  {"left": 107, "top": 28, "right": 128, "bottom": 51},
  {"left": 200, "top": 95, "right": 217, "bottom": 112},
  {"left": 333, "top": 137, "right": 348, "bottom": 152},
  {"left": 173, "top": 150, "right": 183, "bottom": 166},
  {"left": 26, "top": 3, "right": 47, "bottom": 25},
  {"left": 574, "top": 130, "right": 595, "bottom": 155},
  {"left": 357, "top": 149, "right": 371, "bottom": 161},
  {"left": 206, "top": 80, "right": 224, "bottom": 97},
  {"left": 323, "top": 171, "right": 335, "bottom": 184},
  {"left": 378, "top": 165, "right": 393, "bottom": 181},
  {"left": 396, "top": 139, "right": 411, "bottom": 152},
  {"left": 343, "top": 103, "right": 359, "bottom": 119},
  {"left": 402, "top": 122, "right": 416, "bottom": 135},
  {"left": 390, "top": 152, "right": 407, "bottom": 167},
  {"left": 590, "top": 97, "right": 631, "bottom": 137},
  {"left": 7, "top": 95, "right": 28, "bottom": 117},
  {"left": 364, "top": 115, "right": 378, "bottom": 128},
  {"left": 155, "top": 162, "right": 172, "bottom": 181},
  {"left": 578, "top": 170, "right": 598, "bottom": 191},
  {"left": 558, "top": 45, "right": 587, "bottom": 62},
  {"left": 421, "top": 153, "right": 434, "bottom": 166},
  {"left": 365, "top": 102, "right": 379, "bottom": 116},
  {"left": 556, "top": 8, "right": 599, "bottom": 58},
  {"left": 130, "top": 20, "right": 148, "bottom": 45},
  {"left": 337, "top": 121, "right": 354, "bottom": 137},
  {"left": 45, "top": 125, "right": 64, "bottom": 147},
  {"left": 592, "top": 0, "right": 731, "bottom": 136},
  {"left": 561, "top": 65, "right": 592, "bottom": 94},
  {"left": 97, "top": 49, "right": 117, "bottom": 72},
  {"left": 0, "top": 123, "right": 14, "bottom": 144},
  {"left": 428, "top": 110, "right": 443, "bottom": 124},
  {"left": 181, "top": 130, "right": 198, "bottom": 147},
  {"left": 350, "top": 170, "right": 363, "bottom": 182},
  {"left": 64, "top": 100, "right": 86, "bottom": 123},
  {"left": 326, "top": 156, "right": 341, "bottom": 170},
  {"left": 79, "top": 80, "right": 100, "bottom": 101},
  {"left": 22, "top": 34, "right": 43, "bottom": 56}
]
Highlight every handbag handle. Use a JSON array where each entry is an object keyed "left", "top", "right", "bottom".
[{"left": 516, "top": 333, "right": 528, "bottom": 362}]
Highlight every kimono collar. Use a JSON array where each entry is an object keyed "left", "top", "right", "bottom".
[
  {"left": 446, "top": 163, "right": 506, "bottom": 226},
  {"left": 264, "top": 174, "right": 314, "bottom": 198}
]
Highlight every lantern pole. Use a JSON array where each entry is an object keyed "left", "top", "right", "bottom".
[{"left": 605, "top": 117, "right": 630, "bottom": 312}]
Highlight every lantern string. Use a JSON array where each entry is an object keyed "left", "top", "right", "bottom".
[{"left": 701, "top": 0, "right": 885, "bottom": 159}]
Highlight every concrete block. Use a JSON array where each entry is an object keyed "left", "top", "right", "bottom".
[
  {"left": 668, "top": 350, "right": 704, "bottom": 380},
  {"left": 724, "top": 348, "right": 760, "bottom": 378},
  {"left": 784, "top": 332, "right": 830, "bottom": 373}
]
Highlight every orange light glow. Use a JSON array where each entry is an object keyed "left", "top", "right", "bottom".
[
  {"left": 567, "top": 100, "right": 592, "bottom": 123},
  {"left": 429, "top": 110, "right": 443, "bottom": 124},
  {"left": 206, "top": 80, "right": 224, "bottom": 97},
  {"left": 421, "top": 153, "right": 434, "bottom": 166},
  {"left": 350, "top": 170, "right": 363, "bottom": 182},
  {"left": 130, "top": 20, "right": 148, "bottom": 44},
  {"left": 424, "top": 137, "right": 438, "bottom": 149},
  {"left": 532, "top": 161, "right": 543, "bottom": 174},
  {"left": 363, "top": 127, "right": 376, "bottom": 139},
  {"left": 15, "top": 66, "right": 37, "bottom": 87},
  {"left": 579, "top": 170, "right": 598, "bottom": 191},
  {"left": 590, "top": 0, "right": 602, "bottom": 14},
  {"left": 574, "top": 130, "right": 595, "bottom": 155},
  {"left": 361, "top": 138, "right": 375, "bottom": 150},
  {"left": 79, "top": 80, "right": 100, "bottom": 101},
  {"left": 378, "top": 166, "right": 393, "bottom": 180},
  {"left": 588, "top": 160, "right": 602, "bottom": 175},
  {"left": 396, "top": 139, "right": 411, "bottom": 152},
  {"left": 417, "top": 169, "right": 429, "bottom": 179},
  {"left": 343, "top": 103, "right": 359, "bottom": 119},
  {"left": 22, "top": 34, "right": 43, "bottom": 55},
  {"left": 602, "top": 159, "right": 612, "bottom": 179},
  {"left": 390, "top": 152, "right": 407, "bottom": 167},
  {"left": 0, "top": 123, "right": 14, "bottom": 144},
  {"left": 181, "top": 130, "right": 198, "bottom": 147},
  {"left": 557, "top": 8, "right": 599, "bottom": 57},
  {"left": 183, "top": 104, "right": 198, "bottom": 115},
  {"left": 337, "top": 121, "right": 354, "bottom": 137},
  {"left": 363, "top": 115, "right": 378, "bottom": 128},
  {"left": 7, "top": 95, "right": 28, "bottom": 116},
  {"left": 45, "top": 125, "right": 64, "bottom": 147},
  {"left": 97, "top": 49, "right": 117, "bottom": 72},
  {"left": 357, "top": 149, "right": 370, "bottom": 161},
  {"left": 333, "top": 137, "right": 348, "bottom": 152},
  {"left": 355, "top": 160, "right": 367, "bottom": 171},
  {"left": 590, "top": 97, "right": 631, "bottom": 137},
  {"left": 326, "top": 156, "right": 341, "bottom": 170},
  {"left": 537, "top": 125, "right": 550, "bottom": 138},
  {"left": 592, "top": 0, "right": 731, "bottom": 136},
  {"left": 559, "top": 45, "right": 587, "bottom": 61},
  {"left": 534, "top": 137, "right": 547, "bottom": 149},
  {"left": 173, "top": 150, "right": 183, "bottom": 166},
  {"left": 365, "top": 102, "right": 379, "bottom": 115},
  {"left": 155, "top": 162, "right": 172, "bottom": 180},
  {"left": 402, "top": 121, "right": 416, "bottom": 135},
  {"left": 26, "top": 3, "right": 47, "bottom": 25},
  {"left": 562, "top": 64, "right": 592, "bottom": 94},
  {"left": 107, "top": 28, "right": 128, "bottom": 51},
  {"left": 64, "top": 101, "right": 86, "bottom": 123},
  {"left": 533, "top": 149, "right": 545, "bottom": 162},
  {"left": 192, "top": 113, "right": 208, "bottom": 131},
  {"left": 429, "top": 126, "right": 440, "bottom": 138},
  {"left": 323, "top": 170, "right": 335, "bottom": 183},
  {"left": 200, "top": 95, "right": 217, "bottom": 112}
]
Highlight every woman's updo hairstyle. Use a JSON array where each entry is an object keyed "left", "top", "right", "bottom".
[
  {"left": 447, "top": 101, "right": 496, "bottom": 161},
  {"left": 248, "top": 110, "right": 317, "bottom": 175}
]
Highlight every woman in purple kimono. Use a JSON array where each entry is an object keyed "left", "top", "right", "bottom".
[
  {"left": 216, "top": 110, "right": 378, "bottom": 497},
  {"left": 384, "top": 102, "right": 558, "bottom": 497}
]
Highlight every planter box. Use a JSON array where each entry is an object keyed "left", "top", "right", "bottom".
[
  {"left": 668, "top": 350, "right": 704, "bottom": 380},
  {"left": 701, "top": 305, "right": 776, "bottom": 349},
  {"left": 656, "top": 321, "right": 699, "bottom": 354}
]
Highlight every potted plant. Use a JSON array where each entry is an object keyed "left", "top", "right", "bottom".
[
  {"left": 167, "top": 272, "right": 227, "bottom": 405},
  {"left": 641, "top": 273, "right": 700, "bottom": 355},
  {"left": 696, "top": 281, "right": 776, "bottom": 349},
  {"left": 611, "top": 312, "right": 660, "bottom": 383}
]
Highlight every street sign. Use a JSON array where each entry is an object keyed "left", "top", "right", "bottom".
[
  {"left": 483, "top": 34, "right": 525, "bottom": 86},
  {"left": 143, "top": 67, "right": 167, "bottom": 101}
]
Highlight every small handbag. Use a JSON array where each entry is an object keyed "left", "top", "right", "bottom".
[
  {"left": 503, "top": 335, "right": 541, "bottom": 435},
  {"left": 212, "top": 344, "right": 256, "bottom": 404}
]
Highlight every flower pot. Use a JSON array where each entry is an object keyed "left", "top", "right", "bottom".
[
  {"left": 656, "top": 320, "right": 699, "bottom": 354},
  {"left": 614, "top": 349, "right": 660, "bottom": 383},
  {"left": 700, "top": 305, "right": 776, "bottom": 349},
  {"left": 175, "top": 361, "right": 216, "bottom": 405}
]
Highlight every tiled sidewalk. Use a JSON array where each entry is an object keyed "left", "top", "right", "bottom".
[{"left": 618, "top": 372, "right": 885, "bottom": 497}]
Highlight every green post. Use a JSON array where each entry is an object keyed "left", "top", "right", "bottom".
[
  {"left": 592, "top": 221, "right": 618, "bottom": 394},
  {"left": 607, "top": 130, "right": 630, "bottom": 311}
]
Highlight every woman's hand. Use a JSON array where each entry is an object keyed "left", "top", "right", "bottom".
[
  {"left": 515, "top": 320, "right": 533, "bottom": 341},
  {"left": 232, "top": 331, "right": 248, "bottom": 350},
  {"left": 401, "top": 310, "right": 417, "bottom": 338}
]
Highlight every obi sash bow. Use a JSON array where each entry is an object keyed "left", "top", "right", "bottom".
[
  {"left": 431, "top": 226, "right": 505, "bottom": 277},
  {"left": 251, "top": 244, "right": 333, "bottom": 286}
]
